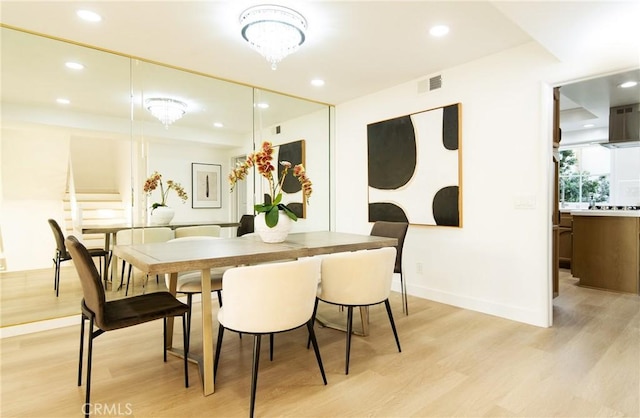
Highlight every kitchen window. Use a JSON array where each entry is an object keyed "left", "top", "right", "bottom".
[{"left": 559, "top": 145, "right": 611, "bottom": 206}]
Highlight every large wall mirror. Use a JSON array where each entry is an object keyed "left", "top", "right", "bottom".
[{"left": 0, "top": 26, "right": 333, "bottom": 328}]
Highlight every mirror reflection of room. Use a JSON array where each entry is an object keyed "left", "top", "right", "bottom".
[{"left": 0, "top": 27, "right": 333, "bottom": 328}]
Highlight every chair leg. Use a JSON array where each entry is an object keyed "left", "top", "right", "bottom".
[
  {"left": 345, "top": 306, "right": 353, "bottom": 375},
  {"left": 269, "top": 333, "right": 274, "bottom": 361},
  {"left": 119, "top": 260, "right": 126, "bottom": 290},
  {"left": 400, "top": 271, "right": 408, "bottom": 315},
  {"left": 163, "top": 318, "right": 168, "bottom": 363},
  {"left": 52, "top": 257, "right": 57, "bottom": 290},
  {"left": 54, "top": 253, "right": 61, "bottom": 297},
  {"left": 182, "top": 314, "right": 189, "bottom": 388},
  {"left": 214, "top": 325, "right": 225, "bottom": 382},
  {"left": 125, "top": 264, "right": 132, "bottom": 296},
  {"left": 186, "top": 294, "right": 193, "bottom": 340},
  {"left": 307, "top": 298, "right": 320, "bottom": 349},
  {"left": 384, "top": 299, "right": 401, "bottom": 352},
  {"left": 84, "top": 317, "right": 96, "bottom": 418},
  {"left": 306, "top": 319, "right": 327, "bottom": 385},
  {"left": 250, "top": 334, "right": 262, "bottom": 418},
  {"left": 78, "top": 314, "right": 85, "bottom": 387}
]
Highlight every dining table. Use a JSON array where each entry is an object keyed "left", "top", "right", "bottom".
[
  {"left": 82, "top": 221, "right": 240, "bottom": 284},
  {"left": 112, "top": 230, "right": 397, "bottom": 396}
]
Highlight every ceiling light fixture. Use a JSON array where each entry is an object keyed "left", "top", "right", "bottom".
[
  {"left": 76, "top": 10, "right": 102, "bottom": 22},
  {"left": 311, "top": 79, "right": 325, "bottom": 87},
  {"left": 65, "top": 62, "right": 84, "bottom": 70},
  {"left": 239, "top": 4, "right": 307, "bottom": 70},
  {"left": 144, "top": 98, "right": 187, "bottom": 129},
  {"left": 429, "top": 25, "right": 450, "bottom": 37},
  {"left": 618, "top": 81, "right": 638, "bottom": 88}
]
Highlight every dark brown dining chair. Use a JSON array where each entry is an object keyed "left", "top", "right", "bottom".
[
  {"left": 65, "top": 236, "right": 190, "bottom": 418},
  {"left": 236, "top": 214, "right": 255, "bottom": 237},
  {"left": 47, "top": 218, "right": 110, "bottom": 297},
  {"left": 370, "top": 221, "right": 409, "bottom": 314}
]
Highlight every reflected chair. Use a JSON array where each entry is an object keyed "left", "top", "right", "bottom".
[
  {"left": 116, "top": 227, "right": 173, "bottom": 295},
  {"left": 213, "top": 257, "right": 326, "bottom": 418},
  {"left": 313, "top": 247, "right": 401, "bottom": 374},
  {"left": 66, "top": 236, "right": 189, "bottom": 418},
  {"left": 165, "top": 236, "right": 226, "bottom": 337},
  {"left": 370, "top": 221, "right": 409, "bottom": 314},
  {"left": 236, "top": 214, "right": 255, "bottom": 237},
  {"left": 175, "top": 225, "right": 221, "bottom": 238},
  {"left": 48, "top": 218, "right": 110, "bottom": 297}
]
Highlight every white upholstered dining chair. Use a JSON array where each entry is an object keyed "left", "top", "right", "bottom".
[
  {"left": 213, "top": 257, "right": 327, "bottom": 418},
  {"left": 313, "top": 247, "right": 401, "bottom": 374}
]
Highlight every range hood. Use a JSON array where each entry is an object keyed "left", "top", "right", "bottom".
[{"left": 601, "top": 103, "right": 640, "bottom": 148}]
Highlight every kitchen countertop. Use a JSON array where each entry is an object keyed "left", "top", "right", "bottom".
[{"left": 571, "top": 210, "right": 640, "bottom": 217}]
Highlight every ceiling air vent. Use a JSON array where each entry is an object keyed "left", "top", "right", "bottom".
[
  {"left": 429, "top": 75, "right": 442, "bottom": 90},
  {"left": 417, "top": 75, "right": 442, "bottom": 94}
]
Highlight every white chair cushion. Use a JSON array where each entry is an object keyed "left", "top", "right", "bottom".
[
  {"left": 318, "top": 247, "right": 396, "bottom": 306},
  {"left": 218, "top": 257, "right": 321, "bottom": 333}
]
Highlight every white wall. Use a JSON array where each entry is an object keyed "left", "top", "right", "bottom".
[
  {"left": 143, "top": 141, "right": 240, "bottom": 227},
  {"left": 335, "top": 41, "right": 603, "bottom": 327},
  {"left": 611, "top": 147, "right": 640, "bottom": 205},
  {"left": 1, "top": 127, "right": 71, "bottom": 271}
]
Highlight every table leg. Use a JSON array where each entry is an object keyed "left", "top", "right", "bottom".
[
  {"left": 315, "top": 306, "right": 370, "bottom": 337},
  {"left": 200, "top": 268, "right": 215, "bottom": 395}
]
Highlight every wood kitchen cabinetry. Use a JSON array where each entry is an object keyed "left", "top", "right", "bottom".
[
  {"left": 572, "top": 214, "right": 640, "bottom": 294},
  {"left": 558, "top": 212, "right": 572, "bottom": 268}
]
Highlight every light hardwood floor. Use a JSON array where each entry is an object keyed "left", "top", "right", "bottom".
[
  {"left": 1, "top": 270, "right": 638, "bottom": 417},
  {"left": 1, "top": 264, "right": 166, "bottom": 327}
]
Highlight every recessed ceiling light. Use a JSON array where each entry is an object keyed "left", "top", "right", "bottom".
[
  {"left": 618, "top": 81, "right": 638, "bottom": 88},
  {"left": 256, "top": 103, "right": 269, "bottom": 109},
  {"left": 56, "top": 98, "right": 70, "bottom": 105},
  {"left": 65, "top": 62, "right": 84, "bottom": 70},
  {"left": 429, "top": 25, "right": 449, "bottom": 37},
  {"left": 583, "top": 123, "right": 595, "bottom": 128},
  {"left": 311, "top": 79, "right": 325, "bottom": 87},
  {"left": 77, "top": 10, "right": 102, "bottom": 22},
  {"left": 213, "top": 122, "right": 224, "bottom": 128}
]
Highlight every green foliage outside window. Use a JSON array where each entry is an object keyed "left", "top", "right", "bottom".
[{"left": 559, "top": 149, "right": 610, "bottom": 204}]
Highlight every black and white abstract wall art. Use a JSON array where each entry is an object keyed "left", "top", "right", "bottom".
[{"left": 367, "top": 103, "right": 461, "bottom": 227}]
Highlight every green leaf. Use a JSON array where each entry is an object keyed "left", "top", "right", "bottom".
[
  {"left": 265, "top": 205, "right": 280, "bottom": 227},
  {"left": 279, "top": 204, "right": 298, "bottom": 221},
  {"left": 272, "top": 193, "right": 282, "bottom": 205},
  {"left": 254, "top": 203, "right": 273, "bottom": 213}
]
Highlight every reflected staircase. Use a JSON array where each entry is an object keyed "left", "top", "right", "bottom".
[{"left": 63, "top": 192, "right": 127, "bottom": 249}]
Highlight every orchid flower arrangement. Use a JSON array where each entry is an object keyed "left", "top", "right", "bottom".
[
  {"left": 143, "top": 171, "right": 188, "bottom": 212},
  {"left": 229, "top": 141, "right": 312, "bottom": 227}
]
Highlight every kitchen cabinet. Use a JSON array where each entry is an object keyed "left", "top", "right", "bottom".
[
  {"left": 572, "top": 212, "right": 640, "bottom": 294},
  {"left": 559, "top": 212, "right": 572, "bottom": 268}
]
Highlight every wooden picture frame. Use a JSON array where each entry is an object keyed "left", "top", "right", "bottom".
[{"left": 191, "top": 163, "right": 221, "bottom": 208}]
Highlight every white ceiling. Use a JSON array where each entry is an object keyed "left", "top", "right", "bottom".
[{"left": 1, "top": 1, "right": 639, "bottom": 141}]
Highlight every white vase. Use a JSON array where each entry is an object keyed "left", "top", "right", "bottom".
[
  {"left": 150, "top": 206, "right": 175, "bottom": 225},
  {"left": 255, "top": 211, "right": 293, "bottom": 243}
]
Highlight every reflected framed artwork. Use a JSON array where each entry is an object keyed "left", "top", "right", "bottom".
[{"left": 192, "top": 163, "right": 221, "bottom": 208}]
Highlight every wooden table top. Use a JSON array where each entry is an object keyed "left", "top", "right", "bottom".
[{"left": 112, "top": 231, "right": 397, "bottom": 275}]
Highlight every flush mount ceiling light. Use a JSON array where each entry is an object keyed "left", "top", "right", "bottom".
[
  {"left": 239, "top": 4, "right": 307, "bottom": 70},
  {"left": 144, "top": 98, "right": 187, "bottom": 129},
  {"left": 618, "top": 81, "right": 638, "bottom": 88}
]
